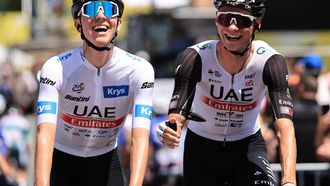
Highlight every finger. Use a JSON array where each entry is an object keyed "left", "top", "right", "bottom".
[{"left": 161, "top": 131, "right": 180, "bottom": 147}]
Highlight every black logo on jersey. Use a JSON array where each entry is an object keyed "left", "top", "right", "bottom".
[
  {"left": 40, "top": 77, "right": 56, "bottom": 86},
  {"left": 208, "top": 69, "right": 222, "bottom": 78},
  {"left": 72, "top": 83, "right": 85, "bottom": 93},
  {"left": 65, "top": 95, "right": 90, "bottom": 102},
  {"left": 141, "top": 82, "right": 154, "bottom": 89},
  {"left": 210, "top": 85, "right": 253, "bottom": 102},
  {"left": 73, "top": 105, "right": 116, "bottom": 118}
]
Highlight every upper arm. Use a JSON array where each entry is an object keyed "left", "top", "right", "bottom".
[
  {"left": 263, "top": 54, "right": 293, "bottom": 120},
  {"left": 169, "top": 48, "right": 202, "bottom": 119},
  {"left": 131, "top": 62, "right": 155, "bottom": 130},
  {"left": 37, "top": 59, "right": 62, "bottom": 125}
]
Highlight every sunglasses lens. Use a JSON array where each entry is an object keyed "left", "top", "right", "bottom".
[
  {"left": 217, "top": 13, "right": 253, "bottom": 28},
  {"left": 82, "top": 1, "right": 118, "bottom": 18}
]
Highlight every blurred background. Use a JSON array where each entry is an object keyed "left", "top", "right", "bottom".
[{"left": 0, "top": 0, "right": 330, "bottom": 186}]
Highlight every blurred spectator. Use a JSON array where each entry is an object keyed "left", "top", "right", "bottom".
[
  {"left": 316, "top": 72, "right": 330, "bottom": 109},
  {"left": 0, "top": 63, "right": 15, "bottom": 116},
  {"left": 48, "top": 0, "right": 65, "bottom": 37},
  {"left": 316, "top": 110, "right": 330, "bottom": 161},
  {"left": 287, "top": 57, "right": 304, "bottom": 101},
  {"left": 298, "top": 54, "right": 323, "bottom": 78},
  {"left": 292, "top": 74, "right": 320, "bottom": 163},
  {"left": 0, "top": 107, "right": 31, "bottom": 186},
  {"left": 0, "top": 126, "right": 18, "bottom": 186}
]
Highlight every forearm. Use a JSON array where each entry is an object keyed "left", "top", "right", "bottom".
[
  {"left": 129, "top": 128, "right": 149, "bottom": 186},
  {"left": 275, "top": 119, "right": 297, "bottom": 185},
  {"left": 35, "top": 123, "right": 55, "bottom": 186}
]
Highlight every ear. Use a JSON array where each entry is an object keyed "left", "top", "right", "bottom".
[
  {"left": 255, "top": 17, "right": 263, "bottom": 30},
  {"left": 116, "top": 18, "right": 122, "bottom": 32},
  {"left": 74, "top": 19, "right": 82, "bottom": 32}
]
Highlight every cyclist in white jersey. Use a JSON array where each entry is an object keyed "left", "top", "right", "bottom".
[
  {"left": 35, "top": 1, "right": 154, "bottom": 186},
  {"left": 157, "top": 0, "right": 297, "bottom": 186}
]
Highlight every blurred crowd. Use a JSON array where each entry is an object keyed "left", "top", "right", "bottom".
[
  {"left": 0, "top": 46, "right": 330, "bottom": 186},
  {"left": 0, "top": 56, "right": 38, "bottom": 186}
]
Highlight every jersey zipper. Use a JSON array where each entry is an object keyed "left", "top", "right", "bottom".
[
  {"left": 223, "top": 74, "right": 235, "bottom": 146},
  {"left": 96, "top": 68, "right": 101, "bottom": 106}
]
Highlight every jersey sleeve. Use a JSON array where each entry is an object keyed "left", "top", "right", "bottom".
[
  {"left": 168, "top": 48, "right": 202, "bottom": 119},
  {"left": 263, "top": 54, "right": 293, "bottom": 120},
  {"left": 37, "top": 57, "right": 62, "bottom": 125},
  {"left": 131, "top": 61, "right": 155, "bottom": 130}
]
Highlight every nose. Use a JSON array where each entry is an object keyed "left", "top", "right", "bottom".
[
  {"left": 95, "top": 8, "right": 106, "bottom": 19},
  {"left": 228, "top": 23, "right": 239, "bottom": 30}
]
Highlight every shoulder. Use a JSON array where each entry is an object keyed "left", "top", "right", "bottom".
[
  {"left": 114, "top": 47, "right": 154, "bottom": 74},
  {"left": 42, "top": 47, "right": 81, "bottom": 70},
  {"left": 253, "top": 40, "right": 280, "bottom": 56},
  {"left": 189, "top": 40, "right": 218, "bottom": 52}
]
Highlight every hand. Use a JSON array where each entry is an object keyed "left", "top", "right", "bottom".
[{"left": 156, "top": 120, "right": 180, "bottom": 149}]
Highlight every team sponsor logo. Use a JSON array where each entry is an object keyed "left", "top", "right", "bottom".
[
  {"left": 280, "top": 106, "right": 293, "bottom": 116},
  {"left": 141, "top": 82, "right": 154, "bottom": 89},
  {"left": 72, "top": 83, "right": 85, "bottom": 93},
  {"left": 135, "top": 105, "right": 152, "bottom": 120},
  {"left": 203, "top": 96, "right": 257, "bottom": 112},
  {"left": 254, "top": 180, "right": 275, "bottom": 186},
  {"left": 37, "top": 101, "right": 57, "bottom": 115},
  {"left": 103, "top": 85, "right": 129, "bottom": 98},
  {"left": 78, "top": 129, "right": 91, "bottom": 133},
  {"left": 125, "top": 53, "right": 141, "bottom": 61},
  {"left": 210, "top": 85, "right": 253, "bottom": 102},
  {"left": 197, "top": 43, "right": 213, "bottom": 50},
  {"left": 258, "top": 156, "right": 276, "bottom": 183},
  {"left": 209, "top": 78, "right": 222, "bottom": 84},
  {"left": 230, "top": 122, "right": 242, "bottom": 127},
  {"left": 64, "top": 95, "right": 90, "bottom": 102},
  {"left": 40, "top": 77, "right": 56, "bottom": 86},
  {"left": 72, "top": 132, "right": 80, "bottom": 136},
  {"left": 216, "top": 112, "right": 243, "bottom": 119},
  {"left": 73, "top": 105, "right": 116, "bottom": 118},
  {"left": 245, "top": 79, "right": 254, "bottom": 86},
  {"left": 98, "top": 130, "right": 108, "bottom": 134},
  {"left": 58, "top": 53, "right": 72, "bottom": 61},
  {"left": 61, "top": 113, "right": 125, "bottom": 128},
  {"left": 278, "top": 99, "right": 293, "bottom": 107},
  {"left": 244, "top": 73, "right": 255, "bottom": 79},
  {"left": 256, "top": 47, "right": 270, "bottom": 55},
  {"left": 208, "top": 69, "right": 222, "bottom": 78}
]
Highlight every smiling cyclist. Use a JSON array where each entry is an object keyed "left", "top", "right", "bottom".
[
  {"left": 157, "top": 0, "right": 297, "bottom": 186},
  {"left": 34, "top": 0, "right": 154, "bottom": 186}
]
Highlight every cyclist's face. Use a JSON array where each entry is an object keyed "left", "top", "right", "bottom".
[
  {"left": 78, "top": 7, "right": 121, "bottom": 47},
  {"left": 215, "top": 6, "right": 260, "bottom": 52}
]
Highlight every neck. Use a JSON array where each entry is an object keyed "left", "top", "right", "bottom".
[
  {"left": 217, "top": 41, "right": 253, "bottom": 75},
  {"left": 82, "top": 43, "right": 115, "bottom": 68}
]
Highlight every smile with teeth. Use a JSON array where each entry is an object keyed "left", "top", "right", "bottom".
[
  {"left": 93, "top": 25, "right": 109, "bottom": 32},
  {"left": 225, "top": 34, "right": 242, "bottom": 41}
]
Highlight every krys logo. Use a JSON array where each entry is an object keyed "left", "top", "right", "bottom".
[
  {"left": 103, "top": 85, "right": 129, "bottom": 98},
  {"left": 37, "top": 101, "right": 57, "bottom": 115}
]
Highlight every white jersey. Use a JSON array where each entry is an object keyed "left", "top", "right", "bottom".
[
  {"left": 37, "top": 46, "right": 154, "bottom": 157},
  {"left": 170, "top": 40, "right": 292, "bottom": 142}
]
